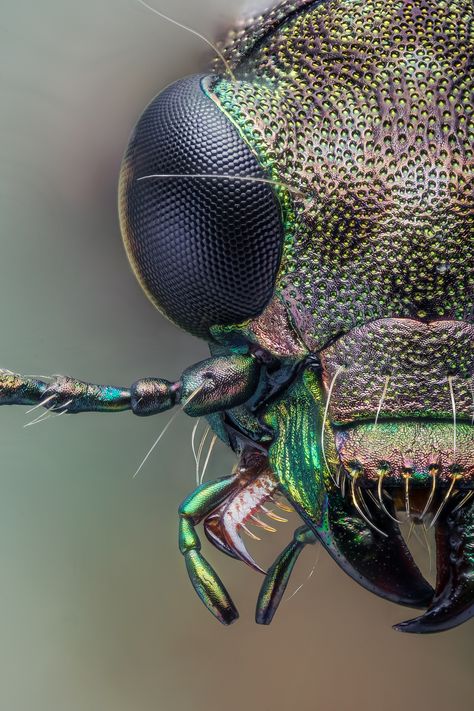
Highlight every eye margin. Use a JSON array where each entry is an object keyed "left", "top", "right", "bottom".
[{"left": 118, "top": 73, "right": 285, "bottom": 340}]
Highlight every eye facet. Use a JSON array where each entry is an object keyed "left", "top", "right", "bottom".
[{"left": 119, "top": 74, "right": 284, "bottom": 339}]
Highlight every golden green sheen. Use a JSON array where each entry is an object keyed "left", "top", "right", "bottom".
[{"left": 212, "top": 0, "right": 474, "bottom": 351}]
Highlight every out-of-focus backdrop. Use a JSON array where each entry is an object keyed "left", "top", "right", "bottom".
[{"left": 0, "top": 2, "right": 473, "bottom": 710}]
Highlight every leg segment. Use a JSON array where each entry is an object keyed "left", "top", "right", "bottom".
[
  {"left": 179, "top": 475, "right": 241, "bottom": 625},
  {"left": 256, "top": 525, "right": 317, "bottom": 625}
]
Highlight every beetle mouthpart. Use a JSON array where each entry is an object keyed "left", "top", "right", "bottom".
[
  {"left": 320, "top": 319, "right": 474, "bottom": 425},
  {"left": 204, "top": 471, "right": 285, "bottom": 573},
  {"left": 334, "top": 421, "right": 474, "bottom": 485},
  {"left": 316, "top": 486, "right": 434, "bottom": 609},
  {"left": 394, "top": 497, "right": 474, "bottom": 633}
]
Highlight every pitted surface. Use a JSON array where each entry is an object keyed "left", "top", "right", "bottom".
[
  {"left": 335, "top": 421, "right": 474, "bottom": 482},
  {"left": 217, "top": 0, "right": 316, "bottom": 68},
  {"left": 320, "top": 318, "right": 474, "bottom": 423},
  {"left": 211, "top": 0, "right": 474, "bottom": 351}
]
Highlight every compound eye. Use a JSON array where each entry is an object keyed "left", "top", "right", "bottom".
[{"left": 119, "top": 74, "right": 284, "bottom": 339}]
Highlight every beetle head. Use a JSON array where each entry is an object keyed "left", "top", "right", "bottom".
[{"left": 119, "top": 0, "right": 474, "bottom": 632}]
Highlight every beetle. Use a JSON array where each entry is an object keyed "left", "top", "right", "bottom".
[{"left": 0, "top": 0, "right": 473, "bottom": 633}]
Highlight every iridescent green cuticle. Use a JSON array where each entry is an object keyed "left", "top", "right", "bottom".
[{"left": 262, "top": 369, "right": 335, "bottom": 527}]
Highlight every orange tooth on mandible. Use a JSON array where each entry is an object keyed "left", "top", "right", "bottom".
[
  {"left": 260, "top": 506, "right": 288, "bottom": 523},
  {"left": 250, "top": 515, "right": 277, "bottom": 533},
  {"left": 274, "top": 500, "right": 293, "bottom": 513}
]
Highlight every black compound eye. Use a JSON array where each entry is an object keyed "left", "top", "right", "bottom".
[{"left": 119, "top": 74, "right": 284, "bottom": 339}]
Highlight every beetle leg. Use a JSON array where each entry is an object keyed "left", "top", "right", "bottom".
[
  {"left": 256, "top": 525, "right": 317, "bottom": 625},
  {"left": 178, "top": 475, "right": 241, "bottom": 625}
]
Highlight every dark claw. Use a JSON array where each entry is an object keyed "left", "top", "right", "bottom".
[
  {"left": 394, "top": 499, "right": 474, "bottom": 634},
  {"left": 316, "top": 489, "right": 434, "bottom": 609}
]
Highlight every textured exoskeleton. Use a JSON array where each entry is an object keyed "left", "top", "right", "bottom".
[{"left": 1, "top": 0, "right": 474, "bottom": 633}]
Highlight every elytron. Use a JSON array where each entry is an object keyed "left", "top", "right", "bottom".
[{"left": 1, "top": 0, "right": 473, "bottom": 633}]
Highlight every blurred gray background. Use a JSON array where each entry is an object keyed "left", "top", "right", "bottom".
[{"left": 0, "top": 2, "right": 473, "bottom": 710}]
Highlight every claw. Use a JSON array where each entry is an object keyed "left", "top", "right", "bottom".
[{"left": 394, "top": 497, "right": 474, "bottom": 633}]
